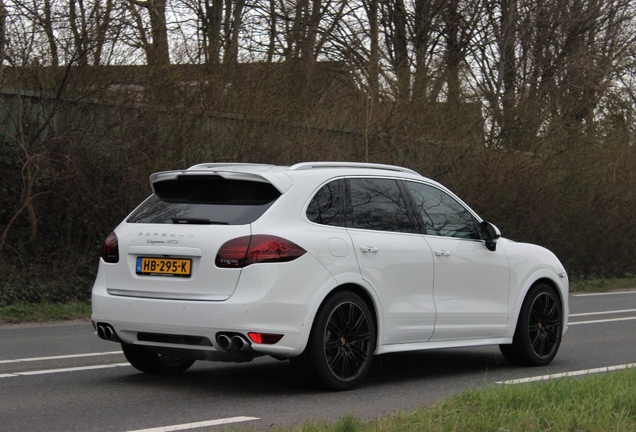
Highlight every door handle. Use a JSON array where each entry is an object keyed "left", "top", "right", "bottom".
[
  {"left": 434, "top": 250, "right": 451, "bottom": 257},
  {"left": 360, "top": 246, "right": 379, "bottom": 253}
]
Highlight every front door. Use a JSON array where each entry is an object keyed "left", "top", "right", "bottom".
[{"left": 403, "top": 181, "right": 510, "bottom": 341}]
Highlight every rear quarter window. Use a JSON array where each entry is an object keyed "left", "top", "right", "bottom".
[{"left": 306, "top": 179, "right": 347, "bottom": 227}]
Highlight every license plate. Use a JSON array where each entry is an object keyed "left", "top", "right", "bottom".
[{"left": 136, "top": 257, "right": 192, "bottom": 277}]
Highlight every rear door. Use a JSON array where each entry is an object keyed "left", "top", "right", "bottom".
[
  {"left": 345, "top": 178, "right": 436, "bottom": 344},
  {"left": 105, "top": 175, "right": 281, "bottom": 301}
]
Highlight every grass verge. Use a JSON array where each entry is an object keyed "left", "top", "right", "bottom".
[
  {"left": 569, "top": 276, "right": 636, "bottom": 293},
  {"left": 0, "top": 302, "right": 91, "bottom": 325},
  {"left": 285, "top": 367, "right": 636, "bottom": 431}
]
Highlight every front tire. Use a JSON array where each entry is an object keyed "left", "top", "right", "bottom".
[
  {"left": 500, "top": 283, "right": 563, "bottom": 366},
  {"left": 291, "top": 291, "right": 376, "bottom": 391},
  {"left": 121, "top": 343, "right": 195, "bottom": 375}
]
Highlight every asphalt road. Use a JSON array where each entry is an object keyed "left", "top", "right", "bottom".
[{"left": 1, "top": 291, "right": 636, "bottom": 432}]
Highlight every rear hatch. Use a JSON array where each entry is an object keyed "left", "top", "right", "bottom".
[{"left": 104, "top": 173, "right": 282, "bottom": 301}]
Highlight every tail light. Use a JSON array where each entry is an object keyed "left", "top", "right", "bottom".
[
  {"left": 215, "top": 235, "right": 306, "bottom": 268},
  {"left": 102, "top": 232, "right": 119, "bottom": 263}
]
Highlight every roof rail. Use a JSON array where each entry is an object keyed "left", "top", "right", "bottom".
[
  {"left": 187, "top": 163, "right": 274, "bottom": 170},
  {"left": 289, "top": 162, "right": 421, "bottom": 176}
]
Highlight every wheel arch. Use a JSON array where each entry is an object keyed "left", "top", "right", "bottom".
[
  {"left": 326, "top": 283, "right": 379, "bottom": 349},
  {"left": 295, "top": 279, "right": 383, "bottom": 356},
  {"left": 533, "top": 277, "right": 563, "bottom": 305},
  {"left": 507, "top": 274, "right": 569, "bottom": 338}
]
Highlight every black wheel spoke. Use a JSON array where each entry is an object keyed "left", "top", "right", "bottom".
[
  {"left": 347, "top": 304, "right": 356, "bottom": 328},
  {"left": 350, "top": 313, "right": 366, "bottom": 334},
  {"left": 345, "top": 353, "right": 359, "bottom": 377},
  {"left": 348, "top": 331, "right": 370, "bottom": 344},
  {"left": 327, "top": 320, "right": 342, "bottom": 336},
  {"left": 349, "top": 343, "right": 368, "bottom": 361},
  {"left": 336, "top": 306, "right": 348, "bottom": 329},
  {"left": 338, "top": 352, "right": 350, "bottom": 379},
  {"left": 328, "top": 349, "right": 344, "bottom": 370},
  {"left": 534, "top": 334, "right": 546, "bottom": 355},
  {"left": 325, "top": 339, "right": 340, "bottom": 350},
  {"left": 530, "top": 308, "right": 541, "bottom": 322},
  {"left": 545, "top": 330, "right": 558, "bottom": 344}
]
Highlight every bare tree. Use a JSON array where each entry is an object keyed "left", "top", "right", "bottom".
[
  {"left": 381, "top": 0, "right": 410, "bottom": 104},
  {"left": 127, "top": 0, "right": 169, "bottom": 66},
  {"left": 67, "top": 0, "right": 115, "bottom": 66},
  {"left": 477, "top": 0, "right": 636, "bottom": 149},
  {"left": 0, "top": 0, "right": 6, "bottom": 69}
]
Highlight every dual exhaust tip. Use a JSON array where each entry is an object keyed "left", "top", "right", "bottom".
[
  {"left": 96, "top": 323, "right": 121, "bottom": 342},
  {"left": 216, "top": 333, "right": 251, "bottom": 352}
]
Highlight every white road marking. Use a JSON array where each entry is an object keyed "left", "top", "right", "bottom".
[
  {"left": 126, "top": 417, "right": 260, "bottom": 432},
  {"left": 569, "top": 316, "right": 636, "bottom": 326},
  {"left": 0, "top": 363, "right": 130, "bottom": 378},
  {"left": 0, "top": 351, "right": 123, "bottom": 364},
  {"left": 570, "top": 308, "right": 636, "bottom": 317},
  {"left": 497, "top": 363, "right": 636, "bottom": 384},
  {"left": 572, "top": 290, "right": 636, "bottom": 297}
]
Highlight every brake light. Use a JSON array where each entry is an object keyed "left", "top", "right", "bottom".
[
  {"left": 102, "top": 232, "right": 119, "bottom": 263},
  {"left": 215, "top": 235, "right": 306, "bottom": 268}
]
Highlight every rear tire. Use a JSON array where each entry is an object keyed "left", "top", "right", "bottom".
[
  {"left": 291, "top": 291, "right": 376, "bottom": 391},
  {"left": 121, "top": 343, "right": 195, "bottom": 375},
  {"left": 500, "top": 283, "right": 563, "bottom": 366}
]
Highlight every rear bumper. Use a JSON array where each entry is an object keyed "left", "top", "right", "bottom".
[
  {"left": 91, "top": 255, "right": 335, "bottom": 359},
  {"left": 91, "top": 291, "right": 304, "bottom": 358}
]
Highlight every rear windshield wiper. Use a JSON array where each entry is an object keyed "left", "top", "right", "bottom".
[{"left": 171, "top": 218, "right": 228, "bottom": 225}]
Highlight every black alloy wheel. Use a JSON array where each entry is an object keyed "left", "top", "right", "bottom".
[
  {"left": 291, "top": 291, "right": 376, "bottom": 390},
  {"left": 324, "top": 300, "right": 372, "bottom": 382},
  {"left": 500, "top": 283, "right": 563, "bottom": 366},
  {"left": 528, "top": 291, "right": 562, "bottom": 358}
]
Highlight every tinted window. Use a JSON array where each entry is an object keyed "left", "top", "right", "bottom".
[
  {"left": 306, "top": 179, "right": 346, "bottom": 227},
  {"left": 405, "top": 181, "right": 479, "bottom": 239},
  {"left": 349, "top": 178, "right": 417, "bottom": 233},
  {"left": 153, "top": 176, "right": 279, "bottom": 204},
  {"left": 127, "top": 177, "right": 280, "bottom": 225}
]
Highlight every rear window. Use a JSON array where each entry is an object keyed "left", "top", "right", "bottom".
[
  {"left": 127, "top": 176, "right": 281, "bottom": 225},
  {"left": 349, "top": 178, "right": 418, "bottom": 233}
]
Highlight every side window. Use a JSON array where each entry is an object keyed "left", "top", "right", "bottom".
[
  {"left": 405, "top": 181, "right": 480, "bottom": 239},
  {"left": 306, "top": 179, "right": 346, "bottom": 227},
  {"left": 349, "top": 178, "right": 417, "bottom": 233}
]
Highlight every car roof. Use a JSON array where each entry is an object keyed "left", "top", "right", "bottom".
[{"left": 150, "top": 162, "right": 441, "bottom": 194}]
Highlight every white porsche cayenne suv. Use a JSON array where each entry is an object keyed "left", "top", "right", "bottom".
[{"left": 92, "top": 162, "right": 568, "bottom": 390}]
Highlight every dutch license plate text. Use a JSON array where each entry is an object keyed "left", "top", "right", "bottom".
[{"left": 136, "top": 257, "right": 191, "bottom": 277}]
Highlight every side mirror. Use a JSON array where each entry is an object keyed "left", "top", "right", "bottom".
[{"left": 480, "top": 222, "right": 501, "bottom": 251}]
